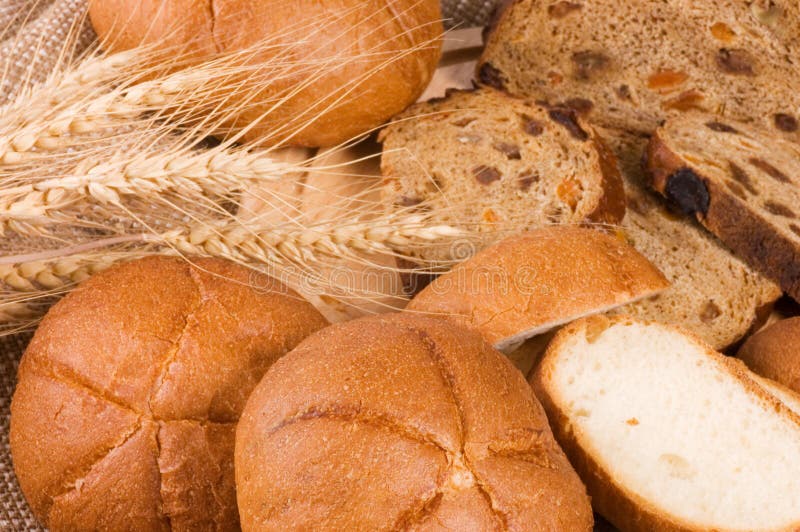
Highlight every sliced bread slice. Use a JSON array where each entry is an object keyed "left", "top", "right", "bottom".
[
  {"left": 532, "top": 315, "right": 800, "bottom": 532},
  {"left": 646, "top": 113, "right": 800, "bottom": 301},
  {"left": 378, "top": 88, "right": 625, "bottom": 261},
  {"left": 406, "top": 226, "right": 668, "bottom": 352},
  {"left": 603, "top": 128, "right": 780, "bottom": 350},
  {"left": 479, "top": 0, "right": 800, "bottom": 141}
]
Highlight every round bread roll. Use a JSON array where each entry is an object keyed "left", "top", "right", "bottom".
[
  {"left": 738, "top": 317, "right": 800, "bottom": 394},
  {"left": 10, "top": 256, "right": 328, "bottom": 530},
  {"left": 235, "top": 313, "right": 593, "bottom": 530},
  {"left": 89, "top": 0, "right": 443, "bottom": 147},
  {"left": 406, "top": 226, "right": 669, "bottom": 352}
]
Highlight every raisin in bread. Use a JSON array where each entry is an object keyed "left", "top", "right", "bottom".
[
  {"left": 606, "top": 128, "right": 780, "bottom": 350},
  {"left": 647, "top": 113, "right": 800, "bottom": 302},
  {"left": 480, "top": 0, "right": 800, "bottom": 141},
  {"left": 532, "top": 315, "right": 800, "bottom": 532},
  {"left": 378, "top": 88, "right": 625, "bottom": 261}
]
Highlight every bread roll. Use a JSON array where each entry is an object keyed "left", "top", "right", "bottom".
[
  {"left": 406, "top": 226, "right": 669, "bottom": 351},
  {"left": 89, "top": 0, "right": 443, "bottom": 147},
  {"left": 739, "top": 317, "right": 800, "bottom": 394},
  {"left": 10, "top": 256, "right": 327, "bottom": 530},
  {"left": 235, "top": 313, "right": 593, "bottom": 530}
]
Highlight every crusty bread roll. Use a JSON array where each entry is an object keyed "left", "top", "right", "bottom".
[
  {"left": 739, "top": 317, "right": 800, "bottom": 394},
  {"left": 235, "top": 313, "right": 593, "bottom": 530},
  {"left": 406, "top": 226, "right": 669, "bottom": 351},
  {"left": 10, "top": 256, "right": 327, "bottom": 530},
  {"left": 89, "top": 0, "right": 443, "bottom": 147}
]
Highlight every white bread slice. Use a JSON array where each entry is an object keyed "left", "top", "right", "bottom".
[{"left": 533, "top": 315, "right": 800, "bottom": 532}]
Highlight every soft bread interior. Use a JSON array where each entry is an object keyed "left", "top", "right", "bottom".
[{"left": 543, "top": 318, "right": 800, "bottom": 530}]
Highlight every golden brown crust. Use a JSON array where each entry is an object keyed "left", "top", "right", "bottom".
[
  {"left": 10, "top": 256, "right": 327, "bottom": 529},
  {"left": 88, "top": 0, "right": 217, "bottom": 58},
  {"left": 89, "top": 0, "right": 443, "bottom": 147},
  {"left": 533, "top": 315, "right": 800, "bottom": 532},
  {"left": 406, "top": 226, "right": 668, "bottom": 348},
  {"left": 739, "top": 317, "right": 800, "bottom": 393},
  {"left": 236, "top": 313, "right": 593, "bottom": 530}
]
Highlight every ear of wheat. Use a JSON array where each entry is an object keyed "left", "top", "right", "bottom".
[{"left": 0, "top": 3, "right": 497, "bottom": 335}]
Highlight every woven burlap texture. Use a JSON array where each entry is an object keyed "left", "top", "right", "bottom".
[{"left": 0, "top": 0, "right": 499, "bottom": 529}]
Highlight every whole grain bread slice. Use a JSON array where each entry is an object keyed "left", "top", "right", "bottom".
[
  {"left": 646, "top": 113, "right": 800, "bottom": 302},
  {"left": 605, "top": 128, "right": 780, "bottom": 350},
  {"left": 532, "top": 315, "right": 800, "bottom": 532},
  {"left": 378, "top": 88, "right": 625, "bottom": 261},
  {"left": 480, "top": 0, "right": 800, "bottom": 142}
]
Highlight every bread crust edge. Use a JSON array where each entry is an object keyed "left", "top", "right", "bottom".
[{"left": 646, "top": 127, "right": 800, "bottom": 301}]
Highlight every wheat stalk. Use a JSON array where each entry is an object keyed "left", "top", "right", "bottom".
[
  {"left": 0, "top": 250, "right": 131, "bottom": 291},
  {"left": 0, "top": 144, "right": 294, "bottom": 229},
  {"left": 0, "top": 49, "right": 144, "bottom": 162},
  {"left": 0, "top": 1, "right": 456, "bottom": 335},
  {"left": 0, "top": 214, "right": 467, "bottom": 293},
  {"left": 0, "top": 213, "right": 470, "bottom": 334},
  {"left": 160, "top": 215, "right": 466, "bottom": 266}
]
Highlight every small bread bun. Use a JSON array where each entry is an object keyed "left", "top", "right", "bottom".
[
  {"left": 235, "top": 313, "right": 593, "bottom": 530},
  {"left": 739, "top": 317, "right": 800, "bottom": 394},
  {"left": 10, "top": 256, "right": 327, "bottom": 530},
  {"left": 88, "top": 0, "right": 443, "bottom": 147},
  {"left": 406, "top": 226, "right": 669, "bottom": 351}
]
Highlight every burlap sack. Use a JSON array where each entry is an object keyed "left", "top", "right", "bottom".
[{"left": 0, "top": 0, "right": 499, "bottom": 528}]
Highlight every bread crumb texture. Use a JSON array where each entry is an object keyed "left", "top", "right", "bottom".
[
  {"left": 481, "top": 0, "right": 800, "bottom": 141},
  {"left": 10, "top": 256, "right": 327, "bottom": 530},
  {"left": 379, "top": 88, "right": 625, "bottom": 262},
  {"left": 536, "top": 317, "right": 800, "bottom": 531}
]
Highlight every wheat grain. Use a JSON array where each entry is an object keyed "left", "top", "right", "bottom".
[
  {"left": 159, "top": 215, "right": 467, "bottom": 267},
  {"left": 0, "top": 214, "right": 465, "bottom": 295},
  {"left": 0, "top": 250, "right": 136, "bottom": 291},
  {"left": 0, "top": 142, "right": 299, "bottom": 237},
  {"left": 0, "top": 49, "right": 143, "bottom": 160}
]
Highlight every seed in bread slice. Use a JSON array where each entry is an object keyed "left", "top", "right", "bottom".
[
  {"left": 646, "top": 113, "right": 800, "bottom": 301},
  {"left": 480, "top": 0, "right": 800, "bottom": 141},
  {"left": 532, "top": 315, "right": 800, "bottom": 532},
  {"left": 406, "top": 226, "right": 668, "bottom": 352},
  {"left": 378, "top": 88, "right": 625, "bottom": 261},
  {"left": 604, "top": 128, "right": 781, "bottom": 350}
]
